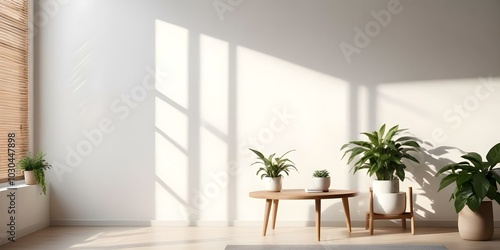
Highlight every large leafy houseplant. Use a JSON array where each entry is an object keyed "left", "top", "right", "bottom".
[
  {"left": 17, "top": 152, "right": 52, "bottom": 195},
  {"left": 435, "top": 143, "right": 500, "bottom": 213},
  {"left": 341, "top": 124, "right": 421, "bottom": 181},
  {"left": 249, "top": 148, "right": 298, "bottom": 179}
]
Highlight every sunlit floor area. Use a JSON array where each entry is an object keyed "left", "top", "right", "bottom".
[{"left": 2, "top": 226, "right": 500, "bottom": 250}]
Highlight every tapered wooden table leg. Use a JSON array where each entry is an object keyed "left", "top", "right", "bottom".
[
  {"left": 315, "top": 199, "right": 321, "bottom": 241},
  {"left": 272, "top": 199, "right": 279, "bottom": 229},
  {"left": 342, "top": 197, "right": 352, "bottom": 233},
  {"left": 262, "top": 199, "right": 272, "bottom": 236},
  {"left": 249, "top": 189, "right": 357, "bottom": 241}
]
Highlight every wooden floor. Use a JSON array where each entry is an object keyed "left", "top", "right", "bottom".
[{"left": 2, "top": 226, "right": 500, "bottom": 249}]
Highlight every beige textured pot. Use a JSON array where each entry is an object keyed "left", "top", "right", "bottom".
[
  {"left": 458, "top": 201, "right": 494, "bottom": 241},
  {"left": 24, "top": 170, "right": 36, "bottom": 185}
]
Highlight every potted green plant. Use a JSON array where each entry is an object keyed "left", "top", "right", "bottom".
[
  {"left": 249, "top": 148, "right": 298, "bottom": 192},
  {"left": 17, "top": 152, "right": 51, "bottom": 195},
  {"left": 341, "top": 124, "right": 421, "bottom": 214},
  {"left": 309, "top": 169, "right": 330, "bottom": 192},
  {"left": 435, "top": 142, "right": 500, "bottom": 241}
]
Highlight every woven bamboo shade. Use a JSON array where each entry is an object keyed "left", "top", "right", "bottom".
[{"left": 0, "top": 0, "right": 29, "bottom": 183}]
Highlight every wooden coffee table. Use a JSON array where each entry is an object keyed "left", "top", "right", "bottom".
[{"left": 249, "top": 189, "right": 357, "bottom": 241}]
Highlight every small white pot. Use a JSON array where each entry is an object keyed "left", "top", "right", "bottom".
[
  {"left": 373, "top": 180, "right": 400, "bottom": 193},
  {"left": 265, "top": 177, "right": 282, "bottom": 192},
  {"left": 310, "top": 177, "right": 331, "bottom": 192},
  {"left": 373, "top": 192, "right": 406, "bottom": 214},
  {"left": 372, "top": 180, "right": 404, "bottom": 214},
  {"left": 24, "top": 170, "right": 36, "bottom": 185}
]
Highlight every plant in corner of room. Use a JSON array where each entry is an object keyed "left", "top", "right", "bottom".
[
  {"left": 17, "top": 152, "right": 52, "bottom": 195},
  {"left": 249, "top": 148, "right": 298, "bottom": 179},
  {"left": 340, "top": 124, "right": 421, "bottom": 181},
  {"left": 435, "top": 143, "right": 500, "bottom": 213},
  {"left": 435, "top": 142, "right": 500, "bottom": 241}
]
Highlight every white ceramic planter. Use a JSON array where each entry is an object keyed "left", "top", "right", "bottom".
[
  {"left": 24, "top": 170, "right": 36, "bottom": 185},
  {"left": 372, "top": 180, "right": 399, "bottom": 193},
  {"left": 310, "top": 177, "right": 330, "bottom": 192},
  {"left": 265, "top": 177, "right": 282, "bottom": 192},
  {"left": 458, "top": 201, "right": 494, "bottom": 241},
  {"left": 372, "top": 180, "right": 405, "bottom": 214},
  {"left": 373, "top": 192, "right": 406, "bottom": 214}
]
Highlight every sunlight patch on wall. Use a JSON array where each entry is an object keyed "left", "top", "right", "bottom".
[
  {"left": 198, "top": 34, "right": 229, "bottom": 220},
  {"left": 200, "top": 34, "right": 229, "bottom": 133},
  {"left": 234, "top": 46, "right": 353, "bottom": 220},
  {"left": 155, "top": 20, "right": 189, "bottom": 108},
  {"left": 154, "top": 125, "right": 189, "bottom": 219},
  {"left": 154, "top": 20, "right": 190, "bottom": 219}
]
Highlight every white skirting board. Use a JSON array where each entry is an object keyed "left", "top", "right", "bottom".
[{"left": 49, "top": 219, "right": 500, "bottom": 228}]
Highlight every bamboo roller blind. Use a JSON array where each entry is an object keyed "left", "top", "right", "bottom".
[{"left": 0, "top": 0, "right": 29, "bottom": 183}]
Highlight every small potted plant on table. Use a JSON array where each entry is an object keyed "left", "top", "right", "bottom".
[
  {"left": 308, "top": 169, "right": 330, "bottom": 192},
  {"left": 17, "top": 152, "right": 52, "bottom": 195},
  {"left": 249, "top": 148, "right": 298, "bottom": 192}
]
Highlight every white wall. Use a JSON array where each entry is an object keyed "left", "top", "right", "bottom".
[{"left": 35, "top": 0, "right": 500, "bottom": 226}]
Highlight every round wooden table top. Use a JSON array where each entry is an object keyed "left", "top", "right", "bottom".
[{"left": 249, "top": 189, "right": 357, "bottom": 200}]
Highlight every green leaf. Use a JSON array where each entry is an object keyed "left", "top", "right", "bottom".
[
  {"left": 466, "top": 195, "right": 482, "bottom": 212},
  {"left": 462, "top": 152, "right": 484, "bottom": 170},
  {"left": 472, "top": 173, "right": 489, "bottom": 200},
  {"left": 378, "top": 124, "right": 386, "bottom": 140},
  {"left": 486, "top": 143, "right": 500, "bottom": 167},
  {"left": 456, "top": 172, "right": 472, "bottom": 186},
  {"left": 249, "top": 148, "right": 265, "bottom": 160},
  {"left": 402, "top": 154, "right": 419, "bottom": 164},
  {"left": 395, "top": 165, "right": 405, "bottom": 180},
  {"left": 438, "top": 173, "right": 458, "bottom": 191},
  {"left": 486, "top": 178, "right": 498, "bottom": 200},
  {"left": 435, "top": 163, "right": 461, "bottom": 176},
  {"left": 454, "top": 195, "right": 468, "bottom": 213},
  {"left": 279, "top": 149, "right": 295, "bottom": 159},
  {"left": 349, "top": 141, "right": 373, "bottom": 148},
  {"left": 362, "top": 132, "right": 379, "bottom": 146},
  {"left": 454, "top": 185, "right": 473, "bottom": 213},
  {"left": 401, "top": 141, "right": 420, "bottom": 148},
  {"left": 346, "top": 147, "right": 368, "bottom": 164},
  {"left": 384, "top": 125, "right": 399, "bottom": 142},
  {"left": 491, "top": 168, "right": 500, "bottom": 184}
]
